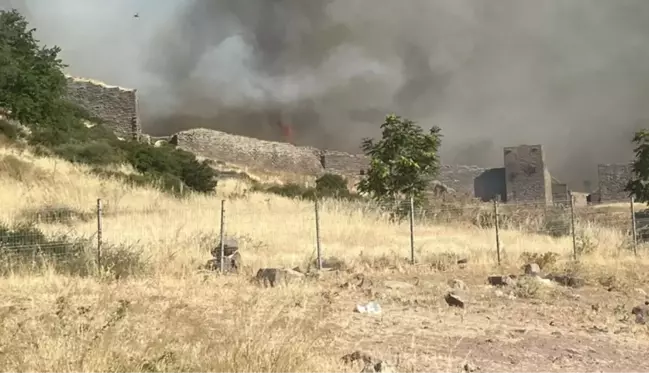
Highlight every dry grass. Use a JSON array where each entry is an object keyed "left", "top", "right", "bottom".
[{"left": 1, "top": 144, "right": 649, "bottom": 372}]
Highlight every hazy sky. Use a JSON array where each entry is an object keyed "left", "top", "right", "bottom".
[{"left": 3, "top": 0, "right": 649, "bottom": 190}]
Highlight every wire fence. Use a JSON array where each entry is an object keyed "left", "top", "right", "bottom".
[{"left": 0, "top": 194, "right": 644, "bottom": 270}]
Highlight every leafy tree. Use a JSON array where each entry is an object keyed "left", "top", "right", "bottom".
[
  {"left": 626, "top": 129, "right": 649, "bottom": 202},
  {"left": 0, "top": 9, "right": 67, "bottom": 126},
  {"left": 357, "top": 114, "right": 442, "bottom": 208}
]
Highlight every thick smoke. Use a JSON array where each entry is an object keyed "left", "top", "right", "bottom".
[{"left": 4, "top": 0, "right": 649, "bottom": 190}]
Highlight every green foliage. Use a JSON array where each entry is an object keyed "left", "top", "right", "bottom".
[
  {"left": 626, "top": 129, "right": 649, "bottom": 203},
  {"left": 252, "top": 173, "right": 360, "bottom": 201},
  {"left": 0, "top": 9, "right": 67, "bottom": 126},
  {"left": 0, "top": 9, "right": 219, "bottom": 195},
  {"left": 357, "top": 114, "right": 442, "bottom": 208}
]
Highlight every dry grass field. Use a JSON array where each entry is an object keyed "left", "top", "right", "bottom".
[{"left": 1, "top": 143, "right": 649, "bottom": 372}]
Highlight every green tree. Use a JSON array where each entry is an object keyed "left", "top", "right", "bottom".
[
  {"left": 626, "top": 129, "right": 649, "bottom": 202},
  {"left": 357, "top": 114, "right": 442, "bottom": 208},
  {"left": 0, "top": 9, "right": 67, "bottom": 125}
]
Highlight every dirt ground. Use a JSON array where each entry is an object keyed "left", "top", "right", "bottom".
[
  {"left": 3, "top": 267, "right": 649, "bottom": 372},
  {"left": 316, "top": 269, "right": 649, "bottom": 372}
]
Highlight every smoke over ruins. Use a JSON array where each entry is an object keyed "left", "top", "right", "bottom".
[{"left": 4, "top": 0, "right": 649, "bottom": 189}]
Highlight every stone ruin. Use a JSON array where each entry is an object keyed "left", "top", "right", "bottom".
[{"left": 65, "top": 76, "right": 633, "bottom": 205}]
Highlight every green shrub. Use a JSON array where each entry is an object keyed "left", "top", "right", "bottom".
[
  {"left": 52, "top": 141, "right": 126, "bottom": 165},
  {"left": 0, "top": 119, "right": 19, "bottom": 140}
]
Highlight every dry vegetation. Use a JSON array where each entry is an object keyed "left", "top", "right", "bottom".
[{"left": 1, "top": 142, "right": 649, "bottom": 372}]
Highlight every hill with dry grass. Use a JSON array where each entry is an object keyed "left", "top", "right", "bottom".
[{"left": 1, "top": 137, "right": 649, "bottom": 371}]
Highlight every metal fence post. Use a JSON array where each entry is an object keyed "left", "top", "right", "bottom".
[
  {"left": 96, "top": 198, "right": 103, "bottom": 269},
  {"left": 219, "top": 200, "right": 226, "bottom": 272},
  {"left": 494, "top": 196, "right": 501, "bottom": 266},
  {"left": 409, "top": 195, "right": 415, "bottom": 265},
  {"left": 314, "top": 198, "right": 323, "bottom": 270},
  {"left": 631, "top": 196, "right": 638, "bottom": 255},
  {"left": 569, "top": 192, "right": 577, "bottom": 260}
]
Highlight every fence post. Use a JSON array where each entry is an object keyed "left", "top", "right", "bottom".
[
  {"left": 219, "top": 200, "right": 226, "bottom": 272},
  {"left": 493, "top": 196, "right": 501, "bottom": 266},
  {"left": 631, "top": 196, "right": 638, "bottom": 255},
  {"left": 409, "top": 195, "right": 415, "bottom": 265},
  {"left": 314, "top": 198, "right": 323, "bottom": 270},
  {"left": 569, "top": 191, "right": 577, "bottom": 260},
  {"left": 96, "top": 198, "right": 103, "bottom": 269}
]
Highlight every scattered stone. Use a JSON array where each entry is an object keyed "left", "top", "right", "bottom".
[
  {"left": 255, "top": 268, "right": 305, "bottom": 288},
  {"left": 457, "top": 258, "right": 469, "bottom": 264},
  {"left": 524, "top": 263, "right": 541, "bottom": 277},
  {"left": 448, "top": 279, "right": 468, "bottom": 290},
  {"left": 341, "top": 274, "right": 372, "bottom": 289},
  {"left": 362, "top": 360, "right": 396, "bottom": 373},
  {"left": 342, "top": 351, "right": 374, "bottom": 365},
  {"left": 384, "top": 280, "right": 414, "bottom": 290},
  {"left": 205, "top": 250, "right": 242, "bottom": 273},
  {"left": 211, "top": 237, "right": 239, "bottom": 257},
  {"left": 487, "top": 275, "right": 516, "bottom": 287},
  {"left": 631, "top": 302, "right": 649, "bottom": 324},
  {"left": 342, "top": 351, "right": 395, "bottom": 373},
  {"left": 463, "top": 362, "right": 480, "bottom": 372},
  {"left": 444, "top": 291, "right": 466, "bottom": 308},
  {"left": 545, "top": 274, "right": 584, "bottom": 288}
]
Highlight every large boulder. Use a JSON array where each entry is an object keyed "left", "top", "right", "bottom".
[
  {"left": 205, "top": 251, "right": 242, "bottom": 273},
  {"left": 211, "top": 237, "right": 239, "bottom": 257}
]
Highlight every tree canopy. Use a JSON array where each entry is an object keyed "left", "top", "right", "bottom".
[{"left": 357, "top": 114, "right": 442, "bottom": 208}]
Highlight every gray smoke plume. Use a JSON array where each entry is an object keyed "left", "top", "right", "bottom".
[{"left": 4, "top": 0, "right": 649, "bottom": 190}]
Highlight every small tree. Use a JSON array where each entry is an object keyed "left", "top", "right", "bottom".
[
  {"left": 357, "top": 114, "right": 442, "bottom": 209},
  {"left": 626, "top": 129, "right": 649, "bottom": 202}
]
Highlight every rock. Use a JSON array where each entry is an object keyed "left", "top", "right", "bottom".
[
  {"left": 445, "top": 291, "right": 466, "bottom": 308},
  {"left": 463, "top": 362, "right": 480, "bottom": 372},
  {"left": 211, "top": 237, "right": 239, "bottom": 257},
  {"left": 524, "top": 263, "right": 541, "bottom": 277},
  {"left": 384, "top": 280, "right": 414, "bottom": 290},
  {"left": 487, "top": 275, "right": 516, "bottom": 287},
  {"left": 342, "top": 351, "right": 394, "bottom": 373},
  {"left": 362, "top": 360, "right": 396, "bottom": 373},
  {"left": 342, "top": 351, "right": 374, "bottom": 365},
  {"left": 457, "top": 258, "right": 469, "bottom": 265},
  {"left": 205, "top": 251, "right": 242, "bottom": 273},
  {"left": 631, "top": 302, "right": 649, "bottom": 324},
  {"left": 341, "top": 274, "right": 372, "bottom": 289},
  {"left": 545, "top": 274, "right": 584, "bottom": 288},
  {"left": 255, "top": 268, "right": 305, "bottom": 287},
  {"left": 448, "top": 279, "right": 468, "bottom": 290}
]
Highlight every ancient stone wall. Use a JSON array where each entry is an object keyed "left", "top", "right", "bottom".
[
  {"left": 320, "top": 150, "right": 370, "bottom": 177},
  {"left": 551, "top": 181, "right": 569, "bottom": 205},
  {"left": 597, "top": 163, "right": 632, "bottom": 202},
  {"left": 172, "top": 128, "right": 324, "bottom": 175},
  {"left": 64, "top": 76, "right": 140, "bottom": 140},
  {"left": 437, "top": 165, "right": 493, "bottom": 197},
  {"left": 503, "top": 145, "right": 552, "bottom": 205}
]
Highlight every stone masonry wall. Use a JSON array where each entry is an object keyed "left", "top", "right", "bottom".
[
  {"left": 504, "top": 144, "right": 552, "bottom": 204},
  {"left": 598, "top": 163, "right": 632, "bottom": 202},
  {"left": 172, "top": 128, "right": 324, "bottom": 175},
  {"left": 65, "top": 76, "right": 141, "bottom": 140}
]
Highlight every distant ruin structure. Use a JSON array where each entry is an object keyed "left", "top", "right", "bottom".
[
  {"left": 63, "top": 76, "right": 633, "bottom": 205},
  {"left": 596, "top": 163, "right": 633, "bottom": 203},
  {"left": 64, "top": 76, "right": 141, "bottom": 141}
]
